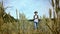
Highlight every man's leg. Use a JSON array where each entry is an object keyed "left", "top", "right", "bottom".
[
  {"left": 36, "top": 22, "right": 38, "bottom": 29},
  {"left": 34, "top": 22, "right": 37, "bottom": 29}
]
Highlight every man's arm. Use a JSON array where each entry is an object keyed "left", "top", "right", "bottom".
[
  {"left": 37, "top": 15, "right": 39, "bottom": 19},
  {"left": 33, "top": 15, "right": 35, "bottom": 20}
]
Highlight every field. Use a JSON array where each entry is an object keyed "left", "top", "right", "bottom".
[{"left": 0, "top": 0, "right": 60, "bottom": 34}]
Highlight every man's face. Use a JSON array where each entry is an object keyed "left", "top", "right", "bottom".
[{"left": 35, "top": 13, "right": 37, "bottom": 15}]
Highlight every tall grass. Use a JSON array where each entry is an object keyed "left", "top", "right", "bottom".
[{"left": 0, "top": 0, "right": 60, "bottom": 34}]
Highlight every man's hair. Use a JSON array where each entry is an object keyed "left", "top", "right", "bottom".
[{"left": 34, "top": 11, "right": 38, "bottom": 13}]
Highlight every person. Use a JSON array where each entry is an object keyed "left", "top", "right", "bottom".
[{"left": 33, "top": 11, "right": 39, "bottom": 29}]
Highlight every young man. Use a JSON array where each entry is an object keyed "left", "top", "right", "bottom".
[{"left": 33, "top": 11, "right": 39, "bottom": 29}]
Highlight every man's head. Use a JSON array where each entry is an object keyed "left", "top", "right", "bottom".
[{"left": 34, "top": 11, "right": 38, "bottom": 15}]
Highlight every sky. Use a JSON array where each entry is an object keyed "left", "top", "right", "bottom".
[{"left": 0, "top": 0, "right": 52, "bottom": 19}]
